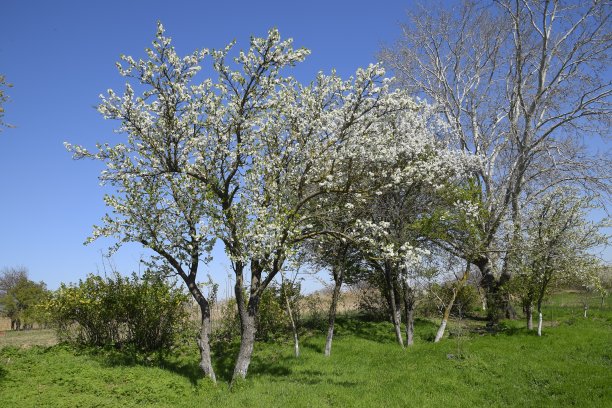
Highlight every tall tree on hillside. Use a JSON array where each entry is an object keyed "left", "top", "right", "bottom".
[{"left": 381, "top": 0, "right": 611, "bottom": 321}]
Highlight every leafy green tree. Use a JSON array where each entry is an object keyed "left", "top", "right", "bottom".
[{"left": 0, "top": 267, "right": 48, "bottom": 330}]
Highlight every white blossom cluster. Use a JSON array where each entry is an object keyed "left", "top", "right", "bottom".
[{"left": 67, "top": 23, "right": 478, "bottom": 277}]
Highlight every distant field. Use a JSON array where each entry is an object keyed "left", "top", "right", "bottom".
[
  {"left": 0, "top": 329, "right": 57, "bottom": 348},
  {"left": 0, "top": 292, "right": 610, "bottom": 407}
]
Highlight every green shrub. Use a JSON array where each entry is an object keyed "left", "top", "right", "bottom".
[
  {"left": 44, "top": 272, "right": 189, "bottom": 352},
  {"left": 211, "top": 281, "right": 302, "bottom": 343},
  {"left": 419, "top": 283, "right": 480, "bottom": 318}
]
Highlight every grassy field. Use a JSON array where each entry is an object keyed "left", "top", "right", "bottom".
[{"left": 0, "top": 292, "right": 610, "bottom": 407}]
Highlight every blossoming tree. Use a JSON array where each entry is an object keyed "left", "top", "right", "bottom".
[{"left": 68, "top": 24, "right": 475, "bottom": 382}]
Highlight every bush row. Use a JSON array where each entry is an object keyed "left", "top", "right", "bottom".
[{"left": 44, "top": 273, "right": 189, "bottom": 352}]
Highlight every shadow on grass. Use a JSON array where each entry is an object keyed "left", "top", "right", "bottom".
[
  {"left": 291, "top": 369, "right": 359, "bottom": 387},
  {"left": 78, "top": 344, "right": 205, "bottom": 386},
  {"left": 211, "top": 340, "right": 295, "bottom": 382},
  {"left": 332, "top": 315, "right": 441, "bottom": 344},
  {"left": 72, "top": 337, "right": 298, "bottom": 386},
  {"left": 334, "top": 315, "right": 398, "bottom": 344}
]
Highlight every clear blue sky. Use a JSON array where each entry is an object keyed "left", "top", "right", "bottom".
[
  {"left": 1, "top": 1, "right": 609, "bottom": 293},
  {"left": 0, "top": 0, "right": 418, "bottom": 291}
]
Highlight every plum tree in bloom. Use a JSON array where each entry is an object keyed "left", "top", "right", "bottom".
[{"left": 67, "top": 23, "right": 476, "bottom": 382}]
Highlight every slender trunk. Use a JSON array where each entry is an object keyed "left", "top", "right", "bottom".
[
  {"left": 325, "top": 267, "right": 343, "bottom": 357},
  {"left": 434, "top": 292, "right": 455, "bottom": 343},
  {"left": 526, "top": 304, "right": 533, "bottom": 330},
  {"left": 434, "top": 319, "right": 448, "bottom": 343},
  {"left": 281, "top": 278, "right": 299, "bottom": 358},
  {"left": 402, "top": 275, "right": 415, "bottom": 346},
  {"left": 499, "top": 272, "right": 516, "bottom": 320},
  {"left": 478, "top": 287, "right": 487, "bottom": 311},
  {"left": 583, "top": 304, "right": 588, "bottom": 318},
  {"left": 404, "top": 282, "right": 414, "bottom": 346},
  {"left": 406, "top": 306, "right": 415, "bottom": 346},
  {"left": 385, "top": 263, "right": 404, "bottom": 347},
  {"left": 435, "top": 262, "right": 470, "bottom": 343},
  {"left": 196, "top": 302, "right": 216, "bottom": 382},
  {"left": 537, "top": 301, "right": 543, "bottom": 337}
]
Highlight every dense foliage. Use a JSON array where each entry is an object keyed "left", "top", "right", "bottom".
[
  {"left": 213, "top": 281, "right": 302, "bottom": 343},
  {"left": 0, "top": 267, "right": 49, "bottom": 330},
  {"left": 45, "top": 273, "right": 189, "bottom": 352}
]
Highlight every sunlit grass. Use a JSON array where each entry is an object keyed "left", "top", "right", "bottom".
[{"left": 0, "top": 293, "right": 610, "bottom": 407}]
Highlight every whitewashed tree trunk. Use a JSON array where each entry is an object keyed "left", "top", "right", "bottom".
[
  {"left": 325, "top": 274, "right": 342, "bottom": 357},
  {"left": 537, "top": 312, "right": 543, "bottom": 337},
  {"left": 435, "top": 262, "right": 470, "bottom": 343},
  {"left": 434, "top": 319, "right": 448, "bottom": 343},
  {"left": 393, "top": 308, "right": 404, "bottom": 347},
  {"left": 232, "top": 276, "right": 259, "bottom": 382},
  {"left": 285, "top": 292, "right": 300, "bottom": 358}
]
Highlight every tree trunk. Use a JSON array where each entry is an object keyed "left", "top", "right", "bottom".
[
  {"left": 325, "top": 267, "right": 343, "bottom": 357},
  {"left": 384, "top": 263, "right": 404, "bottom": 347},
  {"left": 434, "top": 305, "right": 452, "bottom": 343},
  {"left": 477, "top": 287, "right": 487, "bottom": 311},
  {"left": 402, "top": 276, "right": 415, "bottom": 346},
  {"left": 435, "top": 262, "right": 470, "bottom": 343},
  {"left": 233, "top": 277, "right": 259, "bottom": 382},
  {"left": 537, "top": 302, "right": 543, "bottom": 337},
  {"left": 499, "top": 272, "right": 516, "bottom": 320},
  {"left": 184, "top": 279, "right": 216, "bottom": 383},
  {"left": 196, "top": 302, "right": 216, "bottom": 382},
  {"left": 476, "top": 256, "right": 505, "bottom": 323},
  {"left": 280, "top": 276, "right": 300, "bottom": 358},
  {"left": 406, "top": 307, "right": 415, "bottom": 346},
  {"left": 526, "top": 304, "right": 533, "bottom": 330}
]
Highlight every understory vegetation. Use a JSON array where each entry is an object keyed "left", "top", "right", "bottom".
[{"left": 0, "top": 292, "right": 610, "bottom": 407}]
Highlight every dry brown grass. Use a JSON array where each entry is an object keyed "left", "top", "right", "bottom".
[{"left": 0, "top": 329, "right": 58, "bottom": 349}]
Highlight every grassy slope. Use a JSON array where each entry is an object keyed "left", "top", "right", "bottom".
[{"left": 0, "top": 293, "right": 610, "bottom": 407}]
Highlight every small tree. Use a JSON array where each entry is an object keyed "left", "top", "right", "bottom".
[
  {"left": 511, "top": 190, "right": 608, "bottom": 335},
  {"left": 0, "top": 267, "right": 48, "bottom": 330}
]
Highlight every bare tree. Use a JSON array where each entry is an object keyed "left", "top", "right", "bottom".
[
  {"left": 0, "top": 266, "right": 27, "bottom": 296},
  {"left": 381, "top": 0, "right": 611, "bottom": 320},
  {"left": 0, "top": 74, "right": 12, "bottom": 131}
]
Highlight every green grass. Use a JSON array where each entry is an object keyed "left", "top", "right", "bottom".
[{"left": 0, "top": 293, "right": 610, "bottom": 407}]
